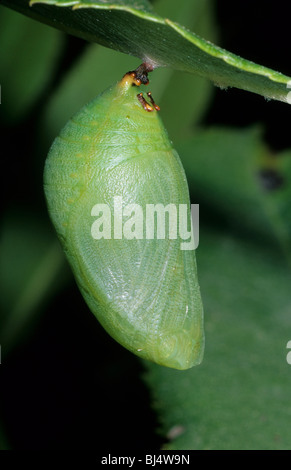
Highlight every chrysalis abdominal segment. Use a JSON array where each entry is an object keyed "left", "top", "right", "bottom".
[{"left": 44, "top": 66, "right": 204, "bottom": 370}]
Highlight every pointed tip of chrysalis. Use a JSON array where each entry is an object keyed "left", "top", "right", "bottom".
[{"left": 152, "top": 329, "right": 204, "bottom": 370}]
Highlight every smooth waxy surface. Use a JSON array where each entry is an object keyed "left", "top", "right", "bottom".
[{"left": 44, "top": 75, "right": 204, "bottom": 369}]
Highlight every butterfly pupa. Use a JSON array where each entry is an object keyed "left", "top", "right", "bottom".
[{"left": 44, "top": 67, "right": 204, "bottom": 370}]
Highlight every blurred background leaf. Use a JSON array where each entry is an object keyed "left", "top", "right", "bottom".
[
  {"left": 0, "top": 209, "right": 69, "bottom": 356},
  {"left": 177, "top": 127, "right": 291, "bottom": 262},
  {"left": 0, "top": 5, "right": 64, "bottom": 124}
]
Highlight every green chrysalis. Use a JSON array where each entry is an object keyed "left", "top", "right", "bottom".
[{"left": 44, "top": 67, "right": 204, "bottom": 370}]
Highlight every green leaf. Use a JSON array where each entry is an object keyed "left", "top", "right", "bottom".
[
  {"left": 152, "top": 0, "right": 218, "bottom": 140},
  {"left": 34, "top": 0, "right": 153, "bottom": 10},
  {"left": 0, "top": 209, "right": 69, "bottom": 355},
  {"left": 143, "top": 228, "right": 291, "bottom": 450},
  {"left": 0, "top": 4, "right": 64, "bottom": 123},
  {"left": 260, "top": 147, "right": 291, "bottom": 262},
  {"left": 177, "top": 127, "right": 291, "bottom": 261},
  {"left": 2, "top": 0, "right": 291, "bottom": 103}
]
